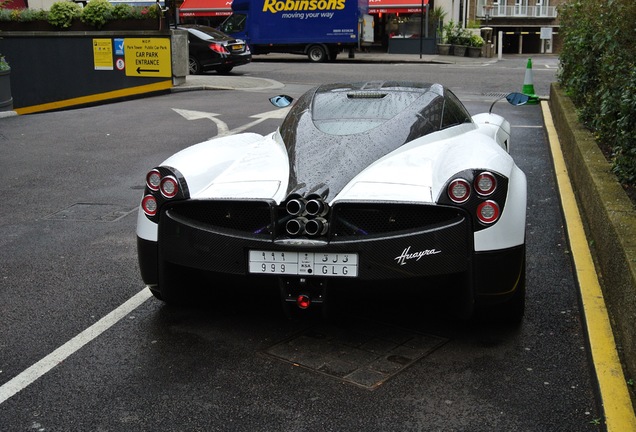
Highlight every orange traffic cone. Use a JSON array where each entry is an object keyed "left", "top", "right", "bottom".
[{"left": 522, "top": 58, "right": 539, "bottom": 104}]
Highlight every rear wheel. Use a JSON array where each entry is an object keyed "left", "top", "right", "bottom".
[
  {"left": 149, "top": 287, "right": 164, "bottom": 301},
  {"left": 157, "top": 262, "right": 208, "bottom": 305},
  {"left": 307, "top": 45, "right": 327, "bottom": 63},
  {"left": 482, "top": 259, "right": 526, "bottom": 325},
  {"left": 188, "top": 56, "right": 202, "bottom": 75}
]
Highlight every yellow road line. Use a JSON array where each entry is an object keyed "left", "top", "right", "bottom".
[
  {"left": 14, "top": 80, "right": 173, "bottom": 115},
  {"left": 542, "top": 101, "right": 636, "bottom": 432}
]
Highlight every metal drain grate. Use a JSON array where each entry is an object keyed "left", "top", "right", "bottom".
[
  {"left": 482, "top": 92, "right": 510, "bottom": 98},
  {"left": 263, "top": 319, "right": 448, "bottom": 390},
  {"left": 46, "top": 203, "right": 136, "bottom": 222}
]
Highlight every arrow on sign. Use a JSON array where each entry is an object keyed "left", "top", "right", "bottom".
[{"left": 137, "top": 67, "right": 159, "bottom": 74}]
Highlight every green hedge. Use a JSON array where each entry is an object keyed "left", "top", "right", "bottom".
[
  {"left": 0, "top": 0, "right": 163, "bottom": 28},
  {"left": 558, "top": 0, "right": 636, "bottom": 184}
]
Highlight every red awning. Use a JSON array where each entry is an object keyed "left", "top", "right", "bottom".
[
  {"left": 1, "top": 0, "right": 28, "bottom": 9},
  {"left": 179, "top": 0, "right": 232, "bottom": 17},
  {"left": 368, "top": 0, "right": 428, "bottom": 14}
]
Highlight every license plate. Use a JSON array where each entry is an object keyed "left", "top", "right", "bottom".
[
  {"left": 248, "top": 250, "right": 358, "bottom": 277},
  {"left": 230, "top": 45, "right": 243, "bottom": 51}
]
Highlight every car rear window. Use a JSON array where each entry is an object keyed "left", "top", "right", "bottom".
[{"left": 311, "top": 89, "right": 441, "bottom": 136}]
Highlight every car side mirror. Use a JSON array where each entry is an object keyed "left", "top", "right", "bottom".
[
  {"left": 270, "top": 95, "right": 293, "bottom": 108},
  {"left": 489, "top": 92, "right": 532, "bottom": 114},
  {"left": 506, "top": 92, "right": 530, "bottom": 106}
]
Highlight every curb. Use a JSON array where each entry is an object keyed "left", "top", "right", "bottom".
[
  {"left": 0, "top": 110, "right": 17, "bottom": 118},
  {"left": 549, "top": 84, "right": 636, "bottom": 409},
  {"left": 543, "top": 100, "right": 636, "bottom": 431}
]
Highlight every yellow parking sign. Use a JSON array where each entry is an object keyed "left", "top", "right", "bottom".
[
  {"left": 93, "top": 39, "right": 113, "bottom": 70},
  {"left": 123, "top": 38, "right": 171, "bottom": 78}
]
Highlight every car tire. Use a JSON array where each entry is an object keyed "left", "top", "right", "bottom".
[
  {"left": 487, "top": 258, "right": 526, "bottom": 325},
  {"left": 216, "top": 65, "right": 234, "bottom": 74},
  {"left": 149, "top": 287, "right": 164, "bottom": 301},
  {"left": 188, "top": 56, "right": 202, "bottom": 75},
  {"left": 307, "top": 45, "right": 327, "bottom": 63},
  {"left": 157, "top": 262, "right": 206, "bottom": 305}
]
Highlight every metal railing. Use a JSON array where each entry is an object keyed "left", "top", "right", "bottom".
[{"left": 477, "top": 4, "right": 558, "bottom": 19}]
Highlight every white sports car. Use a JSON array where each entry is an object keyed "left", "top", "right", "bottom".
[{"left": 137, "top": 82, "right": 529, "bottom": 323}]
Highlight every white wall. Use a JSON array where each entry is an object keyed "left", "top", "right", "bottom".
[{"left": 28, "top": 0, "right": 59, "bottom": 10}]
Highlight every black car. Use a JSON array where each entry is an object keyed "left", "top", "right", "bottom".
[{"left": 180, "top": 24, "right": 251, "bottom": 75}]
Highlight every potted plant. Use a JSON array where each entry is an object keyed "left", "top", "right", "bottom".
[
  {"left": 467, "top": 34, "right": 484, "bottom": 58},
  {"left": 447, "top": 22, "right": 470, "bottom": 57},
  {"left": 0, "top": 54, "right": 13, "bottom": 111},
  {"left": 432, "top": 7, "right": 450, "bottom": 55}
]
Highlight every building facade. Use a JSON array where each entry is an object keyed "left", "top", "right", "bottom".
[{"left": 469, "top": 0, "right": 563, "bottom": 53}]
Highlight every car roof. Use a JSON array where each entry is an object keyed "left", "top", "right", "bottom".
[{"left": 178, "top": 25, "right": 232, "bottom": 41}]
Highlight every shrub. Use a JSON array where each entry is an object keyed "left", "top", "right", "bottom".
[
  {"left": 112, "top": 3, "right": 135, "bottom": 19},
  {"left": 141, "top": 4, "right": 162, "bottom": 20},
  {"left": 48, "top": 1, "right": 82, "bottom": 28},
  {"left": 0, "top": 56, "right": 9, "bottom": 72},
  {"left": 469, "top": 35, "right": 484, "bottom": 48},
  {"left": 443, "top": 21, "right": 471, "bottom": 46},
  {"left": 8, "top": 8, "right": 48, "bottom": 22},
  {"left": 0, "top": 8, "right": 12, "bottom": 21},
  {"left": 558, "top": 0, "right": 636, "bottom": 186},
  {"left": 80, "top": 0, "right": 113, "bottom": 29}
]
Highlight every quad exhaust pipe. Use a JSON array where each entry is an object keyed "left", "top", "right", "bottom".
[{"left": 283, "top": 184, "right": 330, "bottom": 237}]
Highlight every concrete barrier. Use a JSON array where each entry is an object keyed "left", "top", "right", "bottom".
[
  {"left": 0, "top": 28, "right": 187, "bottom": 114},
  {"left": 549, "top": 83, "right": 636, "bottom": 387}
]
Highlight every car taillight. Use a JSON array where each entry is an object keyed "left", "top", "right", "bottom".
[
  {"left": 448, "top": 179, "right": 471, "bottom": 203},
  {"left": 477, "top": 200, "right": 500, "bottom": 224},
  {"left": 160, "top": 176, "right": 179, "bottom": 198},
  {"left": 209, "top": 43, "right": 229, "bottom": 54},
  {"left": 475, "top": 172, "right": 497, "bottom": 196},
  {"left": 141, "top": 168, "right": 188, "bottom": 221},
  {"left": 146, "top": 169, "right": 161, "bottom": 191},
  {"left": 440, "top": 170, "right": 507, "bottom": 231},
  {"left": 141, "top": 195, "right": 158, "bottom": 216}
]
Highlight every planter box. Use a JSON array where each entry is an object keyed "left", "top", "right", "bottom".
[
  {"left": 453, "top": 45, "right": 467, "bottom": 57},
  {"left": 467, "top": 46, "right": 482, "bottom": 58},
  {"left": 0, "top": 18, "right": 160, "bottom": 32},
  {"left": 437, "top": 44, "right": 452, "bottom": 55},
  {"left": 0, "top": 68, "right": 13, "bottom": 111}
]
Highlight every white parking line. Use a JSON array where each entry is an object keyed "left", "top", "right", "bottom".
[{"left": 0, "top": 288, "right": 151, "bottom": 405}]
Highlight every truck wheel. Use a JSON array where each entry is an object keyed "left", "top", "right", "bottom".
[{"left": 307, "top": 45, "right": 327, "bottom": 63}]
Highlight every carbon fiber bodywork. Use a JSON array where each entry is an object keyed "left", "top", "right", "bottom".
[{"left": 138, "top": 198, "right": 523, "bottom": 301}]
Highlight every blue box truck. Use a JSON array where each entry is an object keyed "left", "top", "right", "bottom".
[{"left": 219, "top": 0, "right": 374, "bottom": 62}]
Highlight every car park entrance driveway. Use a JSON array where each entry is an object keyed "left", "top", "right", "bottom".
[{"left": 0, "top": 59, "right": 610, "bottom": 431}]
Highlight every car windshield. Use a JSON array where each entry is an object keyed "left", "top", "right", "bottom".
[{"left": 220, "top": 14, "right": 246, "bottom": 34}]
